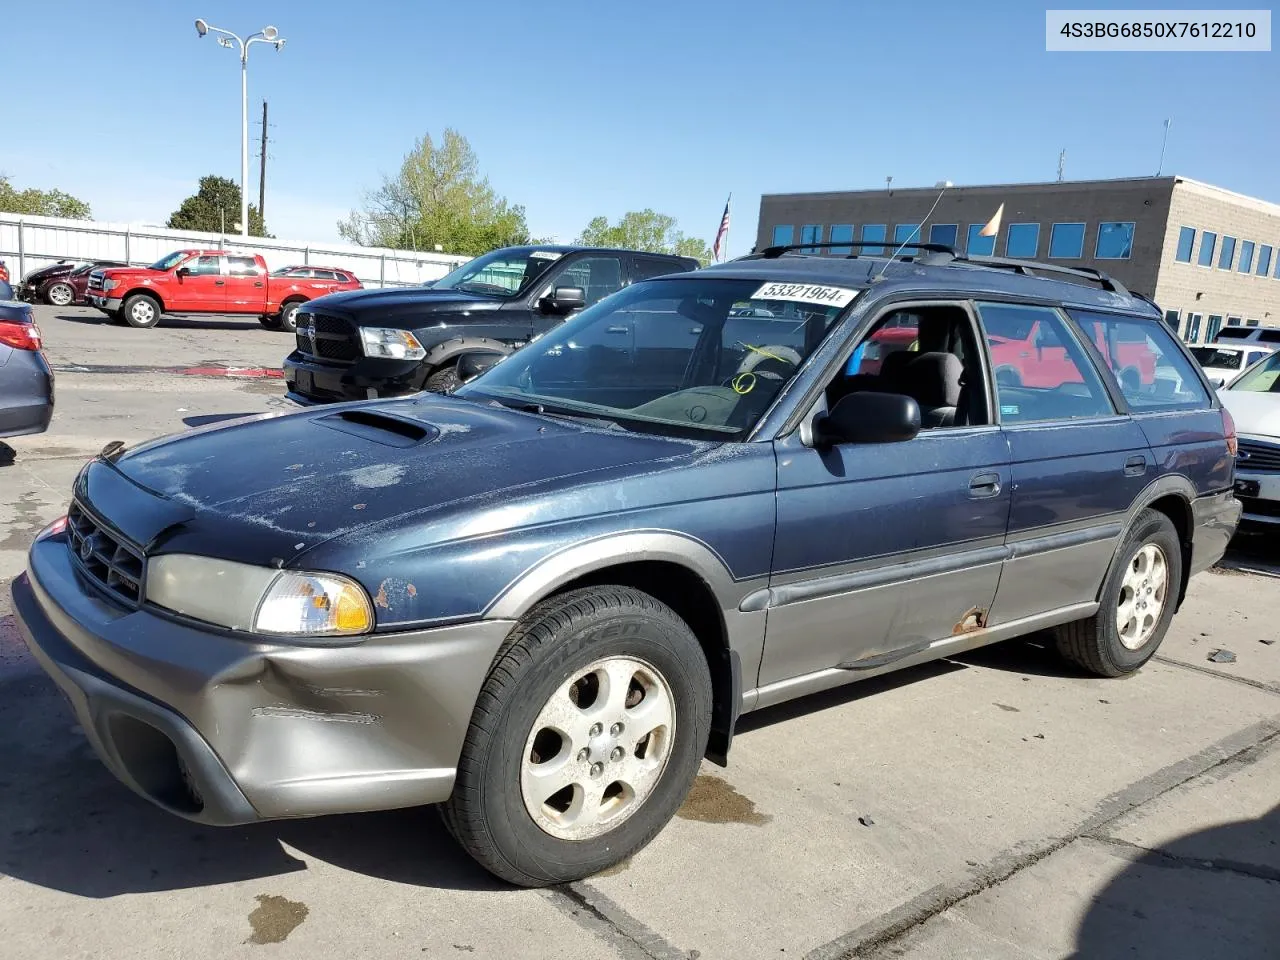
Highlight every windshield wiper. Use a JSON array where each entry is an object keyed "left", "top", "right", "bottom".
[{"left": 487, "top": 397, "right": 626, "bottom": 431}]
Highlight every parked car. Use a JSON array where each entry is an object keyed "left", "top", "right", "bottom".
[
  {"left": 0, "top": 261, "right": 9, "bottom": 284},
  {"left": 0, "top": 281, "right": 54, "bottom": 438},
  {"left": 1218, "top": 349, "right": 1280, "bottom": 528},
  {"left": 270, "top": 265, "right": 361, "bottom": 286},
  {"left": 1189, "top": 343, "right": 1278, "bottom": 388},
  {"left": 282, "top": 245, "right": 700, "bottom": 403},
  {"left": 20, "top": 259, "right": 129, "bottom": 306},
  {"left": 86, "top": 250, "right": 362, "bottom": 331},
  {"left": 1212, "top": 326, "right": 1280, "bottom": 347},
  {"left": 11, "top": 246, "right": 1239, "bottom": 887}
]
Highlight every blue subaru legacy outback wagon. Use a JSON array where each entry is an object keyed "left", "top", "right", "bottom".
[{"left": 13, "top": 241, "right": 1241, "bottom": 886}]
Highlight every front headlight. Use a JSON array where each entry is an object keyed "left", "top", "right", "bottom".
[
  {"left": 146, "top": 555, "right": 374, "bottom": 637},
  {"left": 103, "top": 279, "right": 118, "bottom": 291},
  {"left": 359, "top": 326, "right": 426, "bottom": 360}
]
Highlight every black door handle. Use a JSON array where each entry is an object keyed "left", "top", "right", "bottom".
[
  {"left": 254, "top": 281, "right": 264, "bottom": 287},
  {"left": 969, "top": 472, "right": 1002, "bottom": 498},
  {"left": 214, "top": 280, "right": 225, "bottom": 286},
  {"left": 1123, "top": 455, "right": 1147, "bottom": 477}
]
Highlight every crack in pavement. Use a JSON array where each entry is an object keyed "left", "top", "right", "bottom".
[
  {"left": 1084, "top": 834, "right": 1280, "bottom": 885},
  {"left": 1154, "top": 654, "right": 1280, "bottom": 696},
  {"left": 543, "top": 883, "right": 692, "bottom": 960},
  {"left": 802, "top": 719, "right": 1280, "bottom": 960}
]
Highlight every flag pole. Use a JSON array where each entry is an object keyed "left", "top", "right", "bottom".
[{"left": 723, "top": 193, "right": 731, "bottom": 262}]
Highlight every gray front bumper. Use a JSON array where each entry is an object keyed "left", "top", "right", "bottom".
[
  {"left": 12, "top": 532, "right": 514, "bottom": 825},
  {"left": 88, "top": 295, "right": 122, "bottom": 311},
  {"left": 1234, "top": 466, "right": 1280, "bottom": 525}
]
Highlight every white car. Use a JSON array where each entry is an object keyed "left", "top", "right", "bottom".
[
  {"left": 1190, "top": 343, "right": 1278, "bottom": 388},
  {"left": 1213, "top": 326, "right": 1280, "bottom": 347},
  {"left": 1218, "top": 350, "right": 1280, "bottom": 528}
]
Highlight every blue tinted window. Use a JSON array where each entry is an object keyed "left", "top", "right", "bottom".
[
  {"left": 1198, "top": 231, "right": 1217, "bottom": 266},
  {"left": 829, "top": 224, "right": 854, "bottom": 254},
  {"left": 1049, "top": 223, "right": 1086, "bottom": 258},
  {"left": 861, "top": 224, "right": 886, "bottom": 255},
  {"left": 1187, "top": 313, "right": 1202, "bottom": 342},
  {"left": 1163, "top": 310, "right": 1180, "bottom": 333},
  {"left": 1005, "top": 223, "right": 1040, "bottom": 258},
  {"left": 1095, "top": 222, "right": 1135, "bottom": 259},
  {"left": 894, "top": 223, "right": 921, "bottom": 246},
  {"left": 929, "top": 223, "right": 958, "bottom": 248},
  {"left": 1175, "top": 226, "right": 1195, "bottom": 262},
  {"left": 771, "top": 225, "right": 793, "bottom": 247},
  {"left": 800, "top": 224, "right": 822, "bottom": 253},
  {"left": 1258, "top": 244, "right": 1274, "bottom": 277},
  {"left": 1208, "top": 315, "right": 1223, "bottom": 340},
  {"left": 1218, "top": 236, "right": 1236, "bottom": 269},
  {"left": 1238, "top": 241, "right": 1255, "bottom": 273},
  {"left": 967, "top": 223, "right": 995, "bottom": 256}
]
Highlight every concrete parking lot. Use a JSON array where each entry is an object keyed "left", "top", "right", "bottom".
[{"left": 2, "top": 305, "right": 1278, "bottom": 960}]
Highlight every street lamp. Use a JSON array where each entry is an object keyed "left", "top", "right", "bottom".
[{"left": 194, "top": 18, "right": 285, "bottom": 238}]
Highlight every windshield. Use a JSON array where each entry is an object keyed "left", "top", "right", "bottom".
[
  {"left": 456, "top": 277, "right": 859, "bottom": 439},
  {"left": 1190, "top": 347, "right": 1243, "bottom": 370},
  {"left": 149, "top": 251, "right": 189, "bottom": 271},
  {"left": 430, "top": 248, "right": 563, "bottom": 298},
  {"left": 1228, "top": 351, "right": 1280, "bottom": 393}
]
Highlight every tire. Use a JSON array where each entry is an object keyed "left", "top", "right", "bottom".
[
  {"left": 259, "top": 314, "right": 282, "bottom": 330},
  {"left": 45, "top": 282, "right": 74, "bottom": 306},
  {"left": 279, "top": 301, "right": 302, "bottom": 333},
  {"left": 121, "top": 293, "right": 161, "bottom": 329},
  {"left": 1055, "top": 508, "right": 1182, "bottom": 677},
  {"left": 424, "top": 364, "right": 461, "bottom": 393},
  {"left": 995, "top": 366, "right": 1022, "bottom": 388},
  {"left": 1119, "top": 367, "right": 1141, "bottom": 394},
  {"left": 108, "top": 310, "right": 127, "bottom": 326},
  {"left": 443, "top": 586, "right": 713, "bottom": 887}
]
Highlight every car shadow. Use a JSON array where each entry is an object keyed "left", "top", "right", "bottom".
[
  {"left": 182, "top": 413, "right": 264, "bottom": 428},
  {"left": 948, "top": 632, "right": 1094, "bottom": 679},
  {"left": 0, "top": 659, "right": 506, "bottom": 898},
  {"left": 54, "top": 314, "right": 264, "bottom": 332},
  {"left": 0, "top": 442, "right": 15, "bottom": 467},
  {"left": 1069, "top": 803, "right": 1280, "bottom": 958}
]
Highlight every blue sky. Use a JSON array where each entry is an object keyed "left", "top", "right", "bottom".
[{"left": 4, "top": 0, "right": 1276, "bottom": 256}]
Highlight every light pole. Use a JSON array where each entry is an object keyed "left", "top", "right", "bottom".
[{"left": 194, "top": 18, "right": 285, "bottom": 239}]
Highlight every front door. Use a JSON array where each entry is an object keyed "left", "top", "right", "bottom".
[
  {"left": 760, "top": 301, "right": 1012, "bottom": 686},
  {"left": 172, "top": 254, "right": 225, "bottom": 310},
  {"left": 976, "top": 301, "right": 1152, "bottom": 625},
  {"left": 531, "top": 254, "right": 626, "bottom": 338}
]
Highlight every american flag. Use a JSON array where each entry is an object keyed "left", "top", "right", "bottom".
[{"left": 713, "top": 195, "right": 731, "bottom": 262}]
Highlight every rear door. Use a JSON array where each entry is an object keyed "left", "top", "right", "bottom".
[
  {"left": 173, "top": 254, "right": 225, "bottom": 310},
  {"left": 978, "top": 301, "right": 1152, "bottom": 626},
  {"left": 224, "top": 255, "right": 266, "bottom": 312}
]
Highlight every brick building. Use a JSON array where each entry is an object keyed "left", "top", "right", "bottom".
[{"left": 755, "top": 176, "right": 1280, "bottom": 343}]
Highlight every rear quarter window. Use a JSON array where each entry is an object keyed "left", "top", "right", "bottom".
[{"left": 1069, "top": 310, "right": 1211, "bottom": 411}]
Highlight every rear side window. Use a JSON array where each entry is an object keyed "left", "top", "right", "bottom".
[
  {"left": 1070, "top": 311, "right": 1211, "bottom": 411},
  {"left": 631, "top": 257, "right": 684, "bottom": 282},
  {"left": 976, "top": 302, "right": 1114, "bottom": 424},
  {"left": 227, "top": 256, "right": 260, "bottom": 276},
  {"left": 313, "top": 270, "right": 337, "bottom": 280}
]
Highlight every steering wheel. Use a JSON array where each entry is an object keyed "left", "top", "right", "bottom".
[{"left": 723, "top": 343, "right": 803, "bottom": 394}]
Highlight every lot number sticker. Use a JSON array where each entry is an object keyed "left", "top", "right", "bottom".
[
  {"left": 752, "top": 282, "right": 858, "bottom": 308},
  {"left": 530, "top": 251, "right": 563, "bottom": 260}
]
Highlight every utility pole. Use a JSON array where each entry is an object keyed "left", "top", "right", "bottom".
[{"left": 258, "top": 99, "right": 268, "bottom": 221}]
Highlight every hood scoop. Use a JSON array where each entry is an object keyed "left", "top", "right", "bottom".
[{"left": 316, "top": 408, "right": 440, "bottom": 447}]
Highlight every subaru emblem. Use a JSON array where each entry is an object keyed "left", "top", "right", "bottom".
[{"left": 79, "top": 536, "right": 94, "bottom": 561}]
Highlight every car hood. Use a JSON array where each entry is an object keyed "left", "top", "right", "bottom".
[
  {"left": 93, "top": 395, "right": 707, "bottom": 564},
  {"left": 1220, "top": 390, "right": 1280, "bottom": 439},
  {"left": 97, "top": 267, "right": 161, "bottom": 280},
  {"left": 304, "top": 287, "right": 505, "bottom": 324},
  {"left": 25, "top": 264, "right": 72, "bottom": 283}
]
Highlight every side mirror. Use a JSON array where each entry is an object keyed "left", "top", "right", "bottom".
[
  {"left": 815, "top": 391, "right": 921, "bottom": 446},
  {"left": 544, "top": 286, "right": 586, "bottom": 313},
  {"left": 175, "top": 266, "right": 191, "bottom": 278}
]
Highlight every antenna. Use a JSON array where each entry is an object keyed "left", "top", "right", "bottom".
[
  {"left": 1057, "top": 149, "right": 1066, "bottom": 182},
  {"left": 1156, "top": 118, "right": 1172, "bottom": 176},
  {"left": 873, "top": 180, "right": 951, "bottom": 282}
]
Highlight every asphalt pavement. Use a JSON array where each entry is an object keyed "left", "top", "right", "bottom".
[{"left": 1, "top": 306, "right": 1277, "bottom": 959}]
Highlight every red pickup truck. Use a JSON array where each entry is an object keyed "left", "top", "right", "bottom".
[{"left": 86, "top": 250, "right": 362, "bottom": 331}]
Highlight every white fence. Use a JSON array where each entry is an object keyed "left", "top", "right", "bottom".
[{"left": 0, "top": 212, "right": 470, "bottom": 289}]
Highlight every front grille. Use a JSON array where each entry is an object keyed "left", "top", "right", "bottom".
[
  {"left": 1238, "top": 439, "right": 1280, "bottom": 473},
  {"left": 67, "top": 500, "right": 145, "bottom": 606},
  {"left": 296, "top": 312, "right": 361, "bottom": 363},
  {"left": 1239, "top": 496, "right": 1280, "bottom": 519}
]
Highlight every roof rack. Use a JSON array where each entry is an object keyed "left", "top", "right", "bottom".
[
  {"left": 748, "top": 240, "right": 958, "bottom": 260},
  {"left": 918, "top": 251, "right": 1130, "bottom": 296}
]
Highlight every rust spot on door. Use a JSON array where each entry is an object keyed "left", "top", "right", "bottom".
[{"left": 953, "top": 607, "right": 987, "bottom": 634}]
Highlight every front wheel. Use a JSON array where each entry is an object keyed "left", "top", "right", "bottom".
[
  {"left": 278, "top": 301, "right": 302, "bottom": 332},
  {"left": 121, "top": 293, "right": 161, "bottom": 329},
  {"left": 45, "top": 282, "right": 74, "bottom": 306},
  {"left": 424, "top": 364, "right": 461, "bottom": 393},
  {"left": 1055, "top": 508, "right": 1182, "bottom": 677},
  {"left": 443, "top": 587, "right": 713, "bottom": 887}
]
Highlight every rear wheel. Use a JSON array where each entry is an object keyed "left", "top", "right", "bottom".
[
  {"left": 279, "top": 301, "right": 302, "bottom": 332},
  {"left": 443, "top": 586, "right": 712, "bottom": 887},
  {"left": 45, "top": 282, "right": 74, "bottom": 306},
  {"left": 259, "top": 314, "right": 282, "bottom": 330},
  {"left": 121, "top": 293, "right": 161, "bottom": 329},
  {"left": 1055, "top": 508, "right": 1182, "bottom": 677}
]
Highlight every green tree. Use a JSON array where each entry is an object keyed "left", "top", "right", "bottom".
[
  {"left": 338, "top": 129, "right": 532, "bottom": 256},
  {"left": 167, "top": 175, "right": 270, "bottom": 237},
  {"left": 576, "top": 209, "right": 712, "bottom": 263},
  {"left": 0, "top": 175, "right": 92, "bottom": 219}
]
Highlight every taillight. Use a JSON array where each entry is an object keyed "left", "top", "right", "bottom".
[
  {"left": 0, "top": 319, "right": 41, "bottom": 351},
  {"left": 1222, "top": 406, "right": 1238, "bottom": 457}
]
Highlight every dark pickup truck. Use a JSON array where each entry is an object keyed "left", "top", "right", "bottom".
[{"left": 282, "top": 245, "right": 699, "bottom": 403}]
